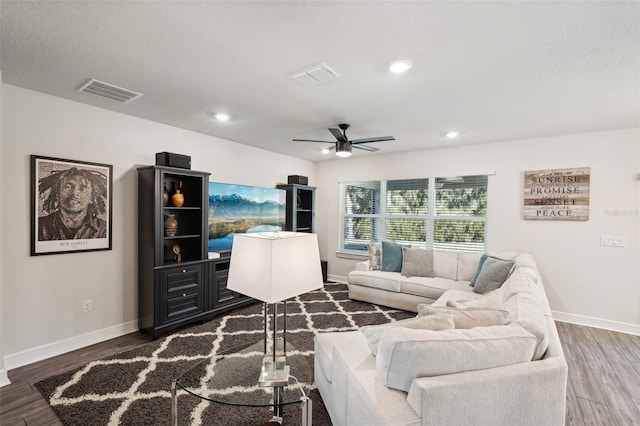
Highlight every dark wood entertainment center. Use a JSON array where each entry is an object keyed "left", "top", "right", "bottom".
[{"left": 137, "top": 165, "right": 254, "bottom": 339}]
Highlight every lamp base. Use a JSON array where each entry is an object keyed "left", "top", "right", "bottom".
[{"left": 259, "top": 355, "right": 289, "bottom": 387}]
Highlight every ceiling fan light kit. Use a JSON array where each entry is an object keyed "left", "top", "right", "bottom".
[{"left": 293, "top": 123, "right": 395, "bottom": 158}]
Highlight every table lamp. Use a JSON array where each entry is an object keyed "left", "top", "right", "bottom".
[{"left": 227, "top": 232, "right": 323, "bottom": 421}]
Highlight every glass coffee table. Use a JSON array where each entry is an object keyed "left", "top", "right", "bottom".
[{"left": 171, "top": 339, "right": 313, "bottom": 425}]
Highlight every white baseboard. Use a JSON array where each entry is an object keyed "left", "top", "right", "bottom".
[
  {"left": 4, "top": 320, "right": 139, "bottom": 371},
  {"left": 0, "top": 369, "right": 10, "bottom": 388},
  {"left": 327, "top": 274, "right": 347, "bottom": 284},
  {"left": 552, "top": 310, "right": 639, "bottom": 336}
]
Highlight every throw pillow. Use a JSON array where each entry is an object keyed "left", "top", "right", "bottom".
[
  {"left": 417, "top": 304, "right": 510, "bottom": 329},
  {"left": 368, "top": 242, "right": 382, "bottom": 271},
  {"left": 469, "top": 253, "right": 490, "bottom": 287},
  {"left": 376, "top": 324, "right": 538, "bottom": 392},
  {"left": 360, "top": 311, "right": 454, "bottom": 355},
  {"left": 446, "top": 288, "right": 502, "bottom": 309},
  {"left": 472, "top": 256, "right": 515, "bottom": 294},
  {"left": 381, "top": 241, "right": 407, "bottom": 272},
  {"left": 400, "top": 247, "right": 434, "bottom": 277}
]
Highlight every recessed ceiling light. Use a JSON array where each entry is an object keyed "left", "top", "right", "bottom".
[
  {"left": 446, "top": 131, "right": 460, "bottom": 139},
  {"left": 389, "top": 60, "right": 413, "bottom": 74},
  {"left": 213, "top": 112, "right": 231, "bottom": 122}
]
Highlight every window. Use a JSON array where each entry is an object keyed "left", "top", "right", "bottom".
[{"left": 340, "top": 175, "right": 488, "bottom": 254}]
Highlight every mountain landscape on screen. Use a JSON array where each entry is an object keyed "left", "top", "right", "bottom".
[{"left": 208, "top": 183, "right": 285, "bottom": 252}]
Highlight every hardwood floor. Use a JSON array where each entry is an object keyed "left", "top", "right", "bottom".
[
  {"left": 558, "top": 321, "right": 640, "bottom": 426},
  {"left": 0, "top": 332, "right": 152, "bottom": 425},
  {"left": 1, "top": 322, "right": 639, "bottom": 425}
]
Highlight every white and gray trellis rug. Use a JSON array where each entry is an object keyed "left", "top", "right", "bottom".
[{"left": 36, "top": 283, "right": 413, "bottom": 426}]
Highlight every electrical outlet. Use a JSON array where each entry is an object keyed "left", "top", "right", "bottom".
[{"left": 82, "top": 299, "right": 92, "bottom": 313}]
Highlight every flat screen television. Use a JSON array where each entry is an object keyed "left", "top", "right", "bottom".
[{"left": 208, "top": 182, "right": 286, "bottom": 252}]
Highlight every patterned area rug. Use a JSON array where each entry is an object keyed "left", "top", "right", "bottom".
[{"left": 36, "top": 283, "right": 413, "bottom": 425}]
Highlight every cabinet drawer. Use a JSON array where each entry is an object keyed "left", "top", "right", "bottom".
[{"left": 159, "top": 264, "right": 205, "bottom": 323}]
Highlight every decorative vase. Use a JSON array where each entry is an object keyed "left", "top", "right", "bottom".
[
  {"left": 163, "top": 184, "right": 170, "bottom": 207},
  {"left": 164, "top": 214, "right": 178, "bottom": 237},
  {"left": 171, "top": 189, "right": 184, "bottom": 207}
]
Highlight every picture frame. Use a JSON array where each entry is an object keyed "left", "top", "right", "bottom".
[{"left": 30, "top": 155, "right": 113, "bottom": 255}]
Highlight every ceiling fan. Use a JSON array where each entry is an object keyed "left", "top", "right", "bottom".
[{"left": 293, "top": 124, "right": 395, "bottom": 157}]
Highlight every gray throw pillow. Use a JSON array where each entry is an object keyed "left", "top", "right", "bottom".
[
  {"left": 472, "top": 256, "right": 515, "bottom": 294},
  {"left": 381, "top": 241, "right": 407, "bottom": 272},
  {"left": 469, "top": 253, "right": 490, "bottom": 287},
  {"left": 368, "top": 242, "right": 382, "bottom": 271},
  {"left": 400, "top": 247, "right": 434, "bottom": 277}
]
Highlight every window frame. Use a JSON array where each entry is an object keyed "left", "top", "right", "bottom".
[{"left": 338, "top": 176, "right": 488, "bottom": 257}]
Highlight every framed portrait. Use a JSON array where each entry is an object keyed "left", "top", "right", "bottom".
[{"left": 30, "top": 155, "right": 113, "bottom": 255}]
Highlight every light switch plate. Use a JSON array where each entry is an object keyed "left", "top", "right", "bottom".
[{"left": 601, "top": 236, "right": 626, "bottom": 247}]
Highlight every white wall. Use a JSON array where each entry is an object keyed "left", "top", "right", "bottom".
[
  {"left": 0, "top": 84, "right": 315, "bottom": 368},
  {"left": 315, "top": 128, "right": 640, "bottom": 332}
]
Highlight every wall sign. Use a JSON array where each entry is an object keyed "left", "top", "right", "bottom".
[{"left": 524, "top": 167, "right": 590, "bottom": 221}]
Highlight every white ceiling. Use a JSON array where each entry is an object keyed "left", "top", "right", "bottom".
[{"left": 2, "top": 1, "right": 639, "bottom": 161}]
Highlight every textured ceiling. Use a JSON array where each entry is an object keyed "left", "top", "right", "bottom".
[{"left": 2, "top": 1, "right": 639, "bottom": 161}]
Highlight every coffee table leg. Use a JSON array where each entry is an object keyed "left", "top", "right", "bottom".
[
  {"left": 300, "top": 396, "right": 312, "bottom": 426},
  {"left": 272, "top": 385, "right": 283, "bottom": 422},
  {"left": 171, "top": 380, "right": 177, "bottom": 426}
]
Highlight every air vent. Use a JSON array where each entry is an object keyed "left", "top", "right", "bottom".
[
  {"left": 78, "top": 79, "right": 143, "bottom": 103},
  {"left": 289, "top": 63, "right": 340, "bottom": 87}
]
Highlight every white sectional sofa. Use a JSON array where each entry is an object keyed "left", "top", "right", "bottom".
[
  {"left": 347, "top": 250, "right": 487, "bottom": 312},
  {"left": 315, "top": 253, "right": 568, "bottom": 426}
]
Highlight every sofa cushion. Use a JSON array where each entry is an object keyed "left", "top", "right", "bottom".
[
  {"left": 376, "top": 324, "right": 538, "bottom": 392},
  {"left": 446, "top": 288, "right": 502, "bottom": 309},
  {"left": 432, "top": 288, "right": 480, "bottom": 307},
  {"left": 433, "top": 250, "right": 458, "bottom": 280},
  {"left": 381, "top": 241, "right": 408, "bottom": 272},
  {"left": 503, "top": 289, "right": 549, "bottom": 360},
  {"left": 368, "top": 242, "right": 382, "bottom": 271},
  {"left": 457, "top": 251, "right": 483, "bottom": 281},
  {"left": 501, "top": 270, "right": 539, "bottom": 303},
  {"left": 348, "top": 270, "right": 402, "bottom": 292},
  {"left": 401, "top": 276, "right": 470, "bottom": 299},
  {"left": 401, "top": 247, "right": 434, "bottom": 277},
  {"left": 472, "top": 256, "right": 515, "bottom": 294},
  {"left": 417, "top": 304, "right": 510, "bottom": 329},
  {"left": 360, "top": 312, "right": 454, "bottom": 355}
]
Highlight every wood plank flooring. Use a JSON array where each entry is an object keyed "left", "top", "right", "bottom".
[{"left": 1, "top": 321, "right": 639, "bottom": 425}]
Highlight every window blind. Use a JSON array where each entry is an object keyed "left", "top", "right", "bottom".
[
  {"left": 433, "top": 175, "right": 487, "bottom": 251},
  {"left": 340, "top": 175, "right": 488, "bottom": 254},
  {"left": 343, "top": 182, "right": 380, "bottom": 251}
]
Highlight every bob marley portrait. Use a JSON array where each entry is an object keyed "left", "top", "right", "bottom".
[{"left": 38, "top": 167, "right": 108, "bottom": 240}]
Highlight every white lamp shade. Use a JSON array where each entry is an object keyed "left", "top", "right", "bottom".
[{"left": 227, "top": 232, "right": 324, "bottom": 303}]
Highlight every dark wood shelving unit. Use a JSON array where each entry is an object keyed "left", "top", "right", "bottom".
[
  {"left": 138, "top": 165, "right": 253, "bottom": 339},
  {"left": 277, "top": 183, "right": 316, "bottom": 233}
]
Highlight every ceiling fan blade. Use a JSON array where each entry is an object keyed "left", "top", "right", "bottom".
[
  {"left": 351, "top": 136, "right": 396, "bottom": 144},
  {"left": 329, "top": 128, "right": 348, "bottom": 143},
  {"left": 353, "top": 144, "right": 379, "bottom": 152},
  {"left": 293, "top": 138, "right": 336, "bottom": 143}
]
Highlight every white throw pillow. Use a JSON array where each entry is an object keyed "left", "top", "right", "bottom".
[
  {"left": 446, "top": 288, "right": 502, "bottom": 309},
  {"left": 503, "top": 290, "right": 549, "bottom": 360},
  {"left": 417, "top": 304, "right": 509, "bottom": 329},
  {"left": 376, "top": 324, "right": 537, "bottom": 392},
  {"left": 360, "top": 312, "right": 454, "bottom": 355}
]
